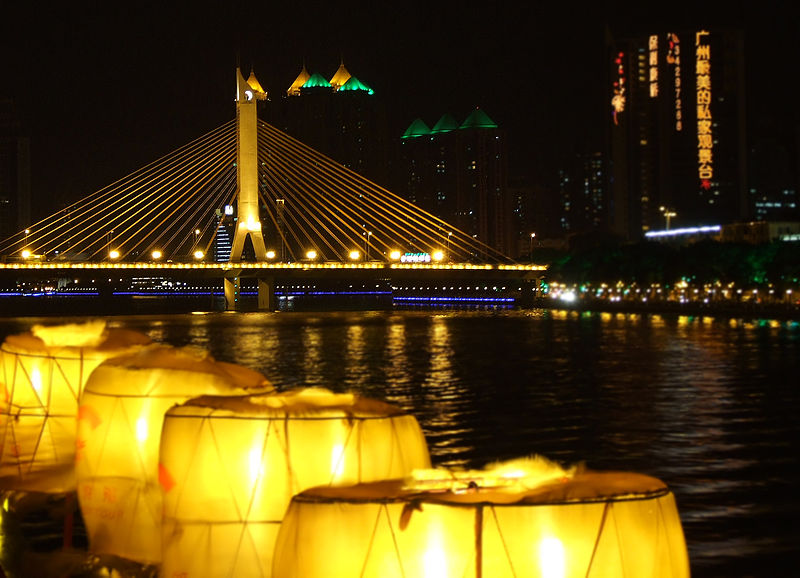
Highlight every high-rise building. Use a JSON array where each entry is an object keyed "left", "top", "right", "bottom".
[
  {"left": 606, "top": 28, "right": 747, "bottom": 240},
  {"left": 0, "top": 98, "right": 31, "bottom": 243},
  {"left": 213, "top": 205, "right": 234, "bottom": 262},
  {"left": 558, "top": 151, "right": 607, "bottom": 236},
  {"left": 748, "top": 126, "right": 799, "bottom": 221},
  {"left": 399, "top": 109, "right": 512, "bottom": 256},
  {"left": 265, "top": 62, "right": 390, "bottom": 188}
]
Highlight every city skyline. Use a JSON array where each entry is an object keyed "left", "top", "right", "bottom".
[{"left": 2, "top": 1, "right": 795, "bottom": 222}]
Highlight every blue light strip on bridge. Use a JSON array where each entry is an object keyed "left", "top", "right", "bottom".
[{"left": 393, "top": 296, "right": 515, "bottom": 304}]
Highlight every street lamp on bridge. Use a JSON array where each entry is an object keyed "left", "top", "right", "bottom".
[
  {"left": 362, "top": 230, "right": 371, "bottom": 260},
  {"left": 659, "top": 206, "right": 677, "bottom": 230},
  {"left": 107, "top": 230, "right": 119, "bottom": 260},
  {"left": 530, "top": 232, "right": 536, "bottom": 261}
]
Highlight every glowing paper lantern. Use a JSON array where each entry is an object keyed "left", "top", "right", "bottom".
[
  {"left": 0, "top": 321, "right": 151, "bottom": 492},
  {"left": 159, "top": 388, "right": 431, "bottom": 578},
  {"left": 75, "top": 345, "right": 272, "bottom": 566},
  {"left": 273, "top": 457, "right": 691, "bottom": 578}
]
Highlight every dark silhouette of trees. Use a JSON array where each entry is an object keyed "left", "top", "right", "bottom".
[{"left": 546, "top": 235, "right": 800, "bottom": 289}]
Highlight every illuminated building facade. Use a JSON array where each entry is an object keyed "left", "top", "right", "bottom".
[
  {"left": 266, "top": 62, "right": 390, "bottom": 188},
  {"left": 0, "top": 98, "right": 31, "bottom": 241},
  {"left": 213, "top": 205, "right": 234, "bottom": 262},
  {"left": 606, "top": 28, "right": 747, "bottom": 240},
  {"left": 399, "top": 109, "right": 513, "bottom": 257}
]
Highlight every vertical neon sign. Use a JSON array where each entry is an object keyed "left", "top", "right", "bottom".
[
  {"left": 696, "top": 30, "right": 712, "bottom": 188},
  {"left": 667, "top": 33, "right": 682, "bottom": 131},
  {"left": 611, "top": 51, "right": 626, "bottom": 125},
  {"left": 649, "top": 35, "right": 659, "bottom": 97}
]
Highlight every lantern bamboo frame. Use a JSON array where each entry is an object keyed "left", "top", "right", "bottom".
[
  {"left": 0, "top": 324, "right": 151, "bottom": 492},
  {"left": 74, "top": 345, "right": 272, "bottom": 565},
  {"left": 159, "top": 388, "right": 432, "bottom": 578},
  {"left": 273, "top": 471, "right": 690, "bottom": 578}
]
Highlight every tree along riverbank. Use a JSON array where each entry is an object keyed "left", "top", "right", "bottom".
[{"left": 531, "top": 296, "right": 800, "bottom": 321}]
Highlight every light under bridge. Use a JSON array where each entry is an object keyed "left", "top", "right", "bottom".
[{"left": 0, "top": 68, "right": 546, "bottom": 310}]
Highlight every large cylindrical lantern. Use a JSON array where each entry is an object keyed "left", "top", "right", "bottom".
[
  {"left": 0, "top": 321, "right": 151, "bottom": 492},
  {"left": 273, "top": 458, "right": 691, "bottom": 578},
  {"left": 75, "top": 345, "right": 272, "bottom": 567},
  {"left": 159, "top": 388, "right": 431, "bottom": 578}
]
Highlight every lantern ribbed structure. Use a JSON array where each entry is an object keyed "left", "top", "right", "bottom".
[
  {"left": 0, "top": 321, "right": 151, "bottom": 493},
  {"left": 74, "top": 345, "right": 272, "bottom": 566},
  {"left": 159, "top": 388, "right": 432, "bottom": 578},
  {"left": 273, "top": 464, "right": 691, "bottom": 578}
]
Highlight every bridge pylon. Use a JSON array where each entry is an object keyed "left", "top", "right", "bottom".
[
  {"left": 225, "top": 68, "right": 274, "bottom": 311},
  {"left": 229, "top": 67, "right": 268, "bottom": 262}
]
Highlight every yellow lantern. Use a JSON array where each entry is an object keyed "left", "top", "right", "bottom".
[
  {"left": 273, "top": 457, "right": 691, "bottom": 578},
  {"left": 0, "top": 321, "right": 151, "bottom": 492},
  {"left": 159, "top": 388, "right": 431, "bottom": 578},
  {"left": 75, "top": 345, "right": 272, "bottom": 567}
]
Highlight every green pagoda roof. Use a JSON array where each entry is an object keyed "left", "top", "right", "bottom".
[
  {"left": 431, "top": 113, "right": 459, "bottom": 134},
  {"left": 401, "top": 118, "right": 432, "bottom": 139},
  {"left": 459, "top": 108, "right": 498, "bottom": 129},
  {"left": 302, "top": 73, "right": 332, "bottom": 89},
  {"left": 339, "top": 76, "right": 375, "bottom": 95}
]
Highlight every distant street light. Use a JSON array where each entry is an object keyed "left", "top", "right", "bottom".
[
  {"left": 530, "top": 232, "right": 536, "bottom": 261},
  {"left": 447, "top": 231, "right": 452, "bottom": 261},
  {"left": 659, "top": 206, "right": 677, "bottom": 230}
]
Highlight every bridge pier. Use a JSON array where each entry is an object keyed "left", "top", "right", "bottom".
[
  {"left": 223, "top": 275, "right": 241, "bottom": 311},
  {"left": 224, "top": 275, "right": 276, "bottom": 311},
  {"left": 257, "top": 277, "right": 276, "bottom": 311}
]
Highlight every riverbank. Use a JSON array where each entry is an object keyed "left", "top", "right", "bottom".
[
  {"left": 2, "top": 292, "right": 800, "bottom": 321},
  {"left": 532, "top": 296, "right": 800, "bottom": 321}
]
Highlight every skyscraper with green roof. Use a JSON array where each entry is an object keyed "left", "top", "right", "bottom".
[
  {"left": 266, "top": 62, "right": 389, "bottom": 187},
  {"left": 399, "top": 108, "right": 513, "bottom": 257}
]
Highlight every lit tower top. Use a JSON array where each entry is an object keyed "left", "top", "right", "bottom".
[
  {"left": 245, "top": 69, "right": 267, "bottom": 96},
  {"left": 338, "top": 76, "right": 374, "bottom": 95},
  {"left": 329, "top": 60, "right": 352, "bottom": 91},
  {"left": 431, "top": 113, "right": 459, "bottom": 134},
  {"left": 230, "top": 67, "right": 268, "bottom": 262},
  {"left": 401, "top": 118, "right": 431, "bottom": 139},
  {"left": 459, "top": 108, "right": 499, "bottom": 129},
  {"left": 287, "top": 64, "right": 311, "bottom": 96},
  {"left": 301, "top": 73, "right": 332, "bottom": 90}
]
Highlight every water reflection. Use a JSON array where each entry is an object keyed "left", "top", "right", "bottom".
[
  {"left": 418, "top": 316, "right": 474, "bottom": 467},
  {"left": 1, "top": 310, "right": 798, "bottom": 577}
]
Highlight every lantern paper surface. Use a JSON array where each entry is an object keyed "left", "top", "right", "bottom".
[
  {"left": 159, "top": 387, "right": 431, "bottom": 578},
  {"left": 0, "top": 321, "right": 151, "bottom": 492},
  {"left": 75, "top": 345, "right": 272, "bottom": 565},
  {"left": 273, "top": 458, "right": 691, "bottom": 578}
]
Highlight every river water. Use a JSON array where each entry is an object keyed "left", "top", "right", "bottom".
[{"left": 1, "top": 308, "right": 798, "bottom": 577}]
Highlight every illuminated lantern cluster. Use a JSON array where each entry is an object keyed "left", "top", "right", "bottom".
[
  {"left": 75, "top": 345, "right": 272, "bottom": 566},
  {"left": 159, "top": 388, "right": 431, "bottom": 578},
  {"left": 273, "top": 457, "right": 690, "bottom": 578},
  {"left": 0, "top": 321, "right": 151, "bottom": 492}
]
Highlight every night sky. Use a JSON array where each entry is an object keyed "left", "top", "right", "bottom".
[{"left": 2, "top": 1, "right": 795, "bottom": 219}]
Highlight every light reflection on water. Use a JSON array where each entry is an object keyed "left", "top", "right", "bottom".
[{"left": 1, "top": 309, "right": 799, "bottom": 577}]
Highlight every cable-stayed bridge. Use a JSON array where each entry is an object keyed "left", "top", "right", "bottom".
[{"left": 0, "top": 69, "right": 544, "bottom": 310}]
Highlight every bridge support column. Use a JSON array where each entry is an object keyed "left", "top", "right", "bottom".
[
  {"left": 257, "top": 277, "right": 276, "bottom": 311},
  {"left": 224, "top": 275, "right": 241, "bottom": 311},
  {"left": 518, "top": 277, "right": 541, "bottom": 309}
]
